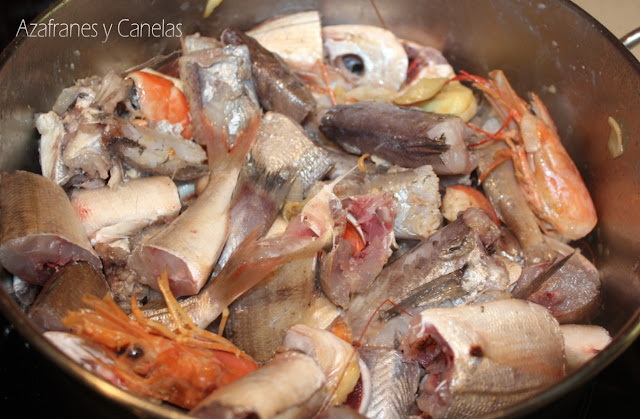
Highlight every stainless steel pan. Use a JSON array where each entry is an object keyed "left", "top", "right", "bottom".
[{"left": 1, "top": 0, "right": 639, "bottom": 417}]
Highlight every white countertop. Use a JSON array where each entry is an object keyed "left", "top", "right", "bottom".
[{"left": 573, "top": 0, "right": 640, "bottom": 60}]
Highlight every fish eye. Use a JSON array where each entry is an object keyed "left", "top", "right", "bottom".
[
  {"left": 128, "top": 84, "right": 141, "bottom": 110},
  {"left": 125, "top": 344, "right": 145, "bottom": 360},
  {"left": 340, "top": 54, "right": 365, "bottom": 76}
]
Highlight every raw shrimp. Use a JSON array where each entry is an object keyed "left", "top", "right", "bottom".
[
  {"left": 61, "top": 269, "right": 258, "bottom": 409},
  {"left": 458, "top": 70, "right": 597, "bottom": 242}
]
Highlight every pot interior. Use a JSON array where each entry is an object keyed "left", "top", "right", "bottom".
[{"left": 1, "top": 0, "right": 639, "bottom": 417}]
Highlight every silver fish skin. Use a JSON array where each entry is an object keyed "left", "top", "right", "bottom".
[
  {"left": 365, "top": 165, "right": 441, "bottom": 240},
  {"left": 320, "top": 102, "right": 475, "bottom": 175},
  {"left": 400, "top": 299, "right": 566, "bottom": 418},
  {"left": 323, "top": 162, "right": 441, "bottom": 240},
  {"left": 226, "top": 256, "right": 317, "bottom": 364},
  {"left": 180, "top": 45, "right": 260, "bottom": 147},
  {"left": 216, "top": 112, "right": 332, "bottom": 272},
  {"left": 190, "top": 351, "right": 326, "bottom": 419},
  {"left": 358, "top": 348, "right": 421, "bottom": 419},
  {"left": 346, "top": 207, "right": 508, "bottom": 347},
  {"left": 0, "top": 171, "right": 102, "bottom": 285}
]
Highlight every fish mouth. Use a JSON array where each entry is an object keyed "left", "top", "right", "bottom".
[{"left": 405, "top": 326, "right": 455, "bottom": 416}]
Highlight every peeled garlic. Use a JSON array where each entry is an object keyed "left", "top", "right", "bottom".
[{"left": 420, "top": 81, "right": 477, "bottom": 122}]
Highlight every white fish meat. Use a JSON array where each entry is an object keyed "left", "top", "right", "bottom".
[
  {"left": 70, "top": 176, "right": 181, "bottom": 245},
  {"left": 560, "top": 324, "right": 611, "bottom": 373},
  {"left": 191, "top": 351, "right": 326, "bottom": 419}
]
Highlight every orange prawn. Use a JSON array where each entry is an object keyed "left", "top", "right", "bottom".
[
  {"left": 128, "top": 70, "right": 192, "bottom": 139},
  {"left": 456, "top": 70, "right": 597, "bottom": 241},
  {"left": 62, "top": 269, "right": 258, "bottom": 410}
]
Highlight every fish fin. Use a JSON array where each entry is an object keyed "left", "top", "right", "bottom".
[
  {"left": 202, "top": 110, "right": 261, "bottom": 173},
  {"left": 228, "top": 112, "right": 261, "bottom": 165},
  {"left": 512, "top": 251, "right": 575, "bottom": 299}
]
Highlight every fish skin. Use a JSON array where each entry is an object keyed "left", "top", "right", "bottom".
[
  {"left": 358, "top": 348, "right": 421, "bottom": 419},
  {"left": 36, "top": 111, "right": 69, "bottom": 186},
  {"left": 190, "top": 351, "right": 326, "bottom": 419},
  {"left": 512, "top": 238, "right": 601, "bottom": 324},
  {"left": 180, "top": 45, "right": 260, "bottom": 147},
  {"left": 226, "top": 256, "right": 317, "bottom": 364},
  {"left": 324, "top": 163, "right": 442, "bottom": 240},
  {"left": 401, "top": 299, "right": 566, "bottom": 418},
  {"left": 130, "top": 112, "right": 260, "bottom": 297},
  {"left": 320, "top": 102, "right": 475, "bottom": 175},
  {"left": 365, "top": 165, "right": 442, "bottom": 240},
  {"left": 222, "top": 28, "right": 316, "bottom": 124},
  {"left": 143, "top": 171, "right": 342, "bottom": 329},
  {"left": 246, "top": 11, "right": 324, "bottom": 73},
  {"left": 346, "top": 207, "right": 509, "bottom": 347},
  {"left": 322, "top": 24, "right": 408, "bottom": 91},
  {"left": 215, "top": 112, "right": 332, "bottom": 272},
  {"left": 28, "top": 262, "right": 110, "bottom": 332},
  {"left": 282, "top": 324, "right": 361, "bottom": 406},
  {"left": 0, "top": 171, "right": 102, "bottom": 285},
  {"left": 473, "top": 140, "right": 552, "bottom": 265}
]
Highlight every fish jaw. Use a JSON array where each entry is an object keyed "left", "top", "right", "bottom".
[{"left": 401, "top": 299, "right": 565, "bottom": 418}]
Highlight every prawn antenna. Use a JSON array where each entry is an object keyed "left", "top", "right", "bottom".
[{"left": 369, "top": 0, "right": 388, "bottom": 31}]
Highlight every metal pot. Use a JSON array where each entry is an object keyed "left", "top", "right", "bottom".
[{"left": 1, "top": 0, "right": 639, "bottom": 417}]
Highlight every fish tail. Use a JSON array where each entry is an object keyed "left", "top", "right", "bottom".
[
  {"left": 229, "top": 112, "right": 261, "bottom": 166},
  {"left": 205, "top": 111, "right": 261, "bottom": 173}
]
